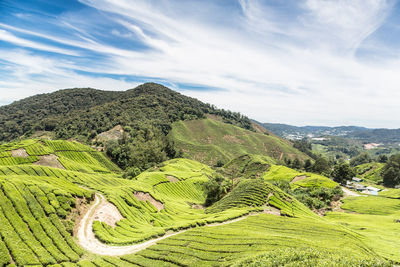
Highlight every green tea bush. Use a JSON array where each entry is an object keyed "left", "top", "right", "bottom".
[{"left": 233, "top": 248, "right": 390, "bottom": 267}]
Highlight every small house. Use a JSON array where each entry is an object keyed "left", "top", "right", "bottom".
[
  {"left": 366, "top": 186, "right": 381, "bottom": 195},
  {"left": 355, "top": 184, "right": 366, "bottom": 191},
  {"left": 352, "top": 177, "right": 363, "bottom": 183}
]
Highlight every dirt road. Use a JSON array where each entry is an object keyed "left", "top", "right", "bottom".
[
  {"left": 341, "top": 186, "right": 361, "bottom": 197},
  {"left": 76, "top": 193, "right": 258, "bottom": 256}
]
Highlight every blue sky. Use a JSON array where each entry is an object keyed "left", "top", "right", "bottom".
[{"left": 1, "top": 0, "right": 400, "bottom": 128}]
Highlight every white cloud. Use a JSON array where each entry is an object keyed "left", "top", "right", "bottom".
[
  {"left": 0, "top": 49, "right": 138, "bottom": 103},
  {"left": 303, "top": 0, "right": 395, "bottom": 52},
  {"left": 0, "top": 29, "right": 79, "bottom": 56}
]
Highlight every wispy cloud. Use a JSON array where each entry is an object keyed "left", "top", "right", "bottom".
[
  {"left": 0, "top": 29, "right": 79, "bottom": 55},
  {"left": 0, "top": 0, "right": 399, "bottom": 127}
]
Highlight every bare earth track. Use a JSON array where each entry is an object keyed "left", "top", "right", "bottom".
[
  {"left": 341, "top": 186, "right": 361, "bottom": 197},
  {"left": 76, "top": 193, "right": 263, "bottom": 256}
]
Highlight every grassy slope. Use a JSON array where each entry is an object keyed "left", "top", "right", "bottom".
[{"left": 169, "top": 118, "right": 309, "bottom": 166}]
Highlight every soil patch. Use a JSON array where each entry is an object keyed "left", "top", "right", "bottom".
[
  {"left": 166, "top": 175, "right": 179, "bottom": 183},
  {"left": 11, "top": 148, "right": 29, "bottom": 158},
  {"left": 93, "top": 200, "right": 123, "bottom": 228},
  {"left": 206, "top": 114, "right": 223, "bottom": 121},
  {"left": 33, "top": 154, "right": 65, "bottom": 169},
  {"left": 71, "top": 197, "right": 91, "bottom": 236},
  {"left": 290, "top": 175, "right": 307, "bottom": 184},
  {"left": 205, "top": 136, "right": 212, "bottom": 144},
  {"left": 191, "top": 204, "right": 204, "bottom": 209},
  {"left": 330, "top": 200, "right": 345, "bottom": 213},
  {"left": 264, "top": 206, "right": 281, "bottom": 216},
  {"left": 97, "top": 125, "right": 125, "bottom": 141},
  {"left": 134, "top": 192, "right": 164, "bottom": 211},
  {"left": 223, "top": 135, "right": 242, "bottom": 144}
]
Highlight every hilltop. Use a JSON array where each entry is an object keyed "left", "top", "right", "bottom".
[{"left": 0, "top": 83, "right": 252, "bottom": 142}]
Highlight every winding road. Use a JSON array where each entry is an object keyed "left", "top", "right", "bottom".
[{"left": 76, "top": 193, "right": 258, "bottom": 256}]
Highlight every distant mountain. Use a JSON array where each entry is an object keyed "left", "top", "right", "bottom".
[
  {"left": 348, "top": 128, "right": 400, "bottom": 143},
  {"left": 260, "top": 122, "right": 368, "bottom": 139},
  {"left": 261, "top": 122, "right": 400, "bottom": 144}
]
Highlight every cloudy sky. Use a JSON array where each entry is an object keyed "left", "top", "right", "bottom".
[{"left": 1, "top": 0, "right": 400, "bottom": 128}]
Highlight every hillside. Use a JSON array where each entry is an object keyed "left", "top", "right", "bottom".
[
  {"left": 0, "top": 139, "right": 397, "bottom": 266},
  {"left": 0, "top": 83, "right": 311, "bottom": 173},
  {"left": 0, "top": 83, "right": 253, "bottom": 142},
  {"left": 169, "top": 118, "right": 309, "bottom": 166},
  {"left": 0, "top": 84, "right": 398, "bottom": 266},
  {"left": 0, "top": 140, "right": 400, "bottom": 266}
]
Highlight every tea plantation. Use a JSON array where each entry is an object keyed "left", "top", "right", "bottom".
[{"left": 0, "top": 139, "right": 397, "bottom": 266}]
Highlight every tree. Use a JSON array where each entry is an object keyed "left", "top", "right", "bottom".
[
  {"left": 304, "top": 159, "right": 313, "bottom": 172},
  {"left": 331, "top": 163, "right": 355, "bottom": 185},
  {"left": 350, "top": 152, "right": 371, "bottom": 167},
  {"left": 293, "top": 138, "right": 316, "bottom": 159},
  {"left": 382, "top": 154, "right": 400, "bottom": 187},
  {"left": 377, "top": 154, "right": 388, "bottom": 163},
  {"left": 204, "top": 174, "right": 231, "bottom": 206},
  {"left": 312, "top": 156, "right": 331, "bottom": 175},
  {"left": 292, "top": 158, "right": 302, "bottom": 170}
]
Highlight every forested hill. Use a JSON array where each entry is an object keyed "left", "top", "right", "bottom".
[{"left": 0, "top": 83, "right": 252, "bottom": 141}]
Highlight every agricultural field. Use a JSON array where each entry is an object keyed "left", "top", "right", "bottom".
[
  {"left": 355, "top": 162, "right": 385, "bottom": 184},
  {"left": 262, "top": 164, "right": 338, "bottom": 189},
  {"left": 168, "top": 118, "right": 310, "bottom": 166},
  {"left": 326, "top": 194, "right": 400, "bottom": 262},
  {"left": 0, "top": 139, "right": 397, "bottom": 266}
]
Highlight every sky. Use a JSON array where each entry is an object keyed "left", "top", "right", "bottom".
[{"left": 1, "top": 0, "right": 400, "bottom": 128}]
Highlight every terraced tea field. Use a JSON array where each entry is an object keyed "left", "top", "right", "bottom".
[{"left": 0, "top": 139, "right": 397, "bottom": 266}]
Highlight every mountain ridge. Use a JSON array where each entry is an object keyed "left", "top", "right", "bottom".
[{"left": 261, "top": 122, "right": 400, "bottom": 143}]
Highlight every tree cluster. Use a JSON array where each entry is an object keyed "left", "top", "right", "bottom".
[{"left": 382, "top": 154, "right": 400, "bottom": 187}]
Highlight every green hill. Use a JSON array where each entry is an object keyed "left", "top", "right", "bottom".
[
  {"left": 0, "top": 83, "right": 275, "bottom": 171},
  {"left": 0, "top": 83, "right": 311, "bottom": 174},
  {"left": 0, "top": 83, "right": 253, "bottom": 142},
  {"left": 168, "top": 118, "right": 309, "bottom": 166}
]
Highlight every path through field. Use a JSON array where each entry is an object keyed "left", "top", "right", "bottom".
[
  {"left": 76, "top": 193, "right": 259, "bottom": 256},
  {"left": 341, "top": 186, "right": 361, "bottom": 197}
]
